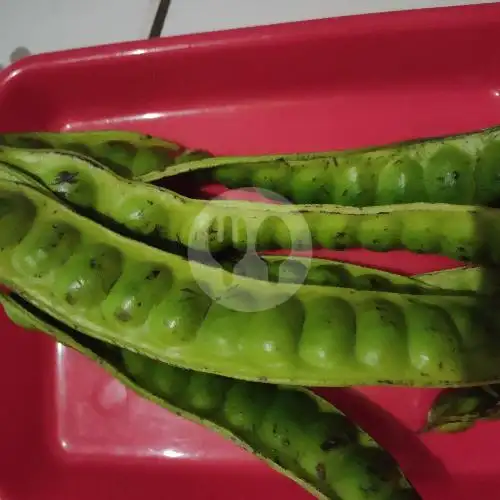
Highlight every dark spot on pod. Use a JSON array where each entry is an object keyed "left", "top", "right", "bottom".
[
  {"left": 89, "top": 258, "right": 97, "bottom": 269},
  {"left": 320, "top": 438, "right": 342, "bottom": 451},
  {"left": 456, "top": 246, "right": 472, "bottom": 261},
  {"left": 115, "top": 310, "right": 132, "bottom": 322},
  {"left": 315, "top": 463, "right": 326, "bottom": 482},
  {"left": 452, "top": 171, "right": 460, "bottom": 180},
  {"left": 342, "top": 189, "right": 348, "bottom": 196},
  {"left": 65, "top": 292, "right": 78, "bottom": 305},
  {"left": 258, "top": 376, "right": 268, "bottom": 382},
  {"left": 147, "top": 269, "right": 161, "bottom": 280},
  {"left": 332, "top": 157, "right": 339, "bottom": 167},
  {"left": 376, "top": 380, "right": 396, "bottom": 385},
  {"left": 368, "top": 276, "right": 388, "bottom": 289},
  {"left": 282, "top": 438, "right": 290, "bottom": 447},
  {"left": 272, "top": 424, "right": 279, "bottom": 436},
  {"left": 438, "top": 362, "right": 444, "bottom": 370},
  {"left": 146, "top": 200, "right": 153, "bottom": 206},
  {"left": 53, "top": 171, "right": 79, "bottom": 185},
  {"left": 319, "top": 185, "right": 330, "bottom": 198},
  {"left": 404, "top": 285, "right": 424, "bottom": 295},
  {"left": 420, "top": 372, "right": 430, "bottom": 377}
]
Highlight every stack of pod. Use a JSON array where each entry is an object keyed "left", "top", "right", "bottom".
[{"left": 2, "top": 126, "right": 500, "bottom": 498}]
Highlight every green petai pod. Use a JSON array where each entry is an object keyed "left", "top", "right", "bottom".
[
  {"left": 0, "top": 292, "right": 420, "bottom": 500},
  {"left": 423, "top": 384, "right": 500, "bottom": 433},
  {"left": 233, "top": 256, "right": 498, "bottom": 297},
  {"left": 138, "top": 124, "right": 500, "bottom": 208},
  {"left": 0, "top": 178, "right": 499, "bottom": 386},
  {"left": 0, "top": 156, "right": 488, "bottom": 301},
  {"left": 2, "top": 148, "right": 500, "bottom": 265},
  {"left": 0, "top": 130, "right": 211, "bottom": 178}
]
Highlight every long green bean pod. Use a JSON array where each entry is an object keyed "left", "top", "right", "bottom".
[{"left": 1, "top": 292, "right": 419, "bottom": 500}]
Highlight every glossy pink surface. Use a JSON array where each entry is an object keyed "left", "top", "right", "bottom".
[{"left": 0, "top": 4, "right": 500, "bottom": 498}]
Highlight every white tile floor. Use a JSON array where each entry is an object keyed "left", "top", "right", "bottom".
[
  {"left": 0, "top": 0, "right": 497, "bottom": 68},
  {"left": 162, "top": 0, "right": 498, "bottom": 36},
  {"left": 0, "top": 0, "right": 160, "bottom": 68}
]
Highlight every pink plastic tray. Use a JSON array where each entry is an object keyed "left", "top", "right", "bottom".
[{"left": 1, "top": 4, "right": 500, "bottom": 498}]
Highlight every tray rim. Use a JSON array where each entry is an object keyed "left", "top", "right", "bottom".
[{"left": 1, "top": 2, "right": 499, "bottom": 89}]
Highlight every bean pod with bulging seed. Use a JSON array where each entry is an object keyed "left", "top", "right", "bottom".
[
  {"left": 0, "top": 156, "right": 484, "bottom": 299},
  {"left": 240, "top": 255, "right": 500, "bottom": 297},
  {"left": 1, "top": 291, "right": 420, "bottom": 500},
  {"left": 226, "top": 254, "right": 437, "bottom": 294},
  {"left": 138, "top": 124, "right": 500, "bottom": 208},
  {"left": 3, "top": 148, "right": 500, "bottom": 266},
  {"left": 423, "top": 384, "right": 500, "bottom": 433},
  {"left": 2, "top": 179, "right": 500, "bottom": 387},
  {"left": 0, "top": 130, "right": 211, "bottom": 178},
  {"left": 0, "top": 161, "right": 436, "bottom": 298},
  {"left": 23, "top": 135, "right": 486, "bottom": 297}
]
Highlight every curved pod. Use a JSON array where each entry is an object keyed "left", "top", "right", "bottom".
[
  {"left": 1, "top": 292, "right": 419, "bottom": 500},
  {"left": 0, "top": 180, "right": 499, "bottom": 386}
]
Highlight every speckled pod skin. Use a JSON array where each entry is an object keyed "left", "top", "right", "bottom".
[
  {"left": 423, "top": 384, "right": 500, "bottom": 433},
  {"left": 0, "top": 130, "right": 211, "bottom": 178},
  {"left": 1, "top": 178, "right": 500, "bottom": 387},
  {"left": 0, "top": 156, "right": 486, "bottom": 301},
  {"left": 0, "top": 155, "right": 492, "bottom": 300},
  {"left": 243, "top": 256, "right": 500, "bottom": 297},
  {"left": 1, "top": 292, "right": 419, "bottom": 500},
  {"left": 138, "top": 125, "right": 500, "bottom": 208},
  {"left": 3, "top": 147, "right": 500, "bottom": 264},
  {"left": 229, "top": 255, "right": 489, "bottom": 296},
  {"left": 1, "top": 133, "right": 484, "bottom": 297}
]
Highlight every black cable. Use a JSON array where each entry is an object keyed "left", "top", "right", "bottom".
[{"left": 149, "top": 0, "right": 173, "bottom": 38}]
